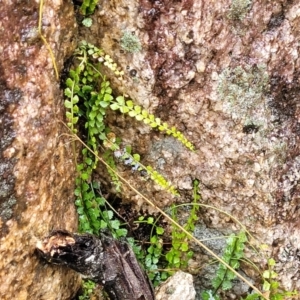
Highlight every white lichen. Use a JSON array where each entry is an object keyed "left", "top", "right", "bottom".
[
  {"left": 217, "top": 64, "right": 269, "bottom": 127},
  {"left": 120, "top": 31, "right": 142, "bottom": 53},
  {"left": 228, "top": 0, "right": 252, "bottom": 21}
]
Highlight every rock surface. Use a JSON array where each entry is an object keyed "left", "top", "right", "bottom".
[
  {"left": 85, "top": 0, "right": 300, "bottom": 294},
  {"left": 2, "top": 0, "right": 300, "bottom": 298},
  {"left": 155, "top": 271, "right": 196, "bottom": 300},
  {"left": 0, "top": 0, "right": 80, "bottom": 299}
]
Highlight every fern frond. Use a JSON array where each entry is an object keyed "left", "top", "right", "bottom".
[
  {"left": 110, "top": 96, "right": 195, "bottom": 151},
  {"left": 210, "top": 231, "right": 248, "bottom": 296}
]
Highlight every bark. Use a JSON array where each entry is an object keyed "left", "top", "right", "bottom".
[{"left": 36, "top": 230, "right": 155, "bottom": 300}]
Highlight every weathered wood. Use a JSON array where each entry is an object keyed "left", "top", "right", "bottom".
[{"left": 36, "top": 230, "right": 155, "bottom": 300}]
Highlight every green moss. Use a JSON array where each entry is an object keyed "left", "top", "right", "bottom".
[
  {"left": 120, "top": 32, "right": 142, "bottom": 53},
  {"left": 228, "top": 0, "right": 252, "bottom": 21}
]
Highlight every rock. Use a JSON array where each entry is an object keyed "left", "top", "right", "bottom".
[
  {"left": 82, "top": 0, "right": 300, "bottom": 294},
  {"left": 1, "top": 0, "right": 300, "bottom": 297},
  {"left": 0, "top": 0, "right": 80, "bottom": 299},
  {"left": 85, "top": 0, "right": 300, "bottom": 292},
  {"left": 155, "top": 271, "right": 196, "bottom": 300}
]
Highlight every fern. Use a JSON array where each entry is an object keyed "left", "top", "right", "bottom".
[
  {"left": 102, "top": 149, "right": 122, "bottom": 192},
  {"left": 64, "top": 40, "right": 196, "bottom": 233},
  {"left": 110, "top": 97, "right": 195, "bottom": 151},
  {"left": 67, "top": 41, "right": 194, "bottom": 152},
  {"left": 201, "top": 290, "right": 220, "bottom": 300},
  {"left": 165, "top": 180, "right": 201, "bottom": 269},
  {"left": 80, "top": 0, "right": 99, "bottom": 15},
  {"left": 64, "top": 68, "right": 81, "bottom": 134},
  {"left": 213, "top": 231, "right": 247, "bottom": 291},
  {"left": 109, "top": 143, "right": 179, "bottom": 195},
  {"left": 202, "top": 231, "right": 247, "bottom": 298}
]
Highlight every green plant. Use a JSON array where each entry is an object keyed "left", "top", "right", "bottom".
[
  {"left": 102, "top": 149, "right": 123, "bottom": 192},
  {"left": 165, "top": 179, "right": 200, "bottom": 270},
  {"left": 64, "top": 40, "right": 193, "bottom": 244},
  {"left": 112, "top": 144, "right": 179, "bottom": 195},
  {"left": 75, "top": 179, "right": 127, "bottom": 237},
  {"left": 71, "top": 138, "right": 270, "bottom": 298},
  {"left": 201, "top": 233, "right": 298, "bottom": 300},
  {"left": 134, "top": 216, "right": 168, "bottom": 286},
  {"left": 202, "top": 230, "right": 248, "bottom": 300},
  {"left": 242, "top": 258, "right": 298, "bottom": 300},
  {"left": 110, "top": 97, "right": 194, "bottom": 151},
  {"left": 80, "top": 0, "right": 99, "bottom": 15},
  {"left": 79, "top": 280, "right": 96, "bottom": 300},
  {"left": 64, "top": 41, "right": 193, "bottom": 198},
  {"left": 120, "top": 31, "right": 142, "bottom": 53},
  {"left": 64, "top": 41, "right": 283, "bottom": 299},
  {"left": 64, "top": 42, "right": 122, "bottom": 234},
  {"left": 64, "top": 49, "right": 119, "bottom": 234},
  {"left": 165, "top": 205, "right": 194, "bottom": 269},
  {"left": 213, "top": 231, "right": 247, "bottom": 291}
]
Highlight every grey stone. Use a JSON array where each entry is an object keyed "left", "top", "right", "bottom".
[{"left": 155, "top": 271, "right": 196, "bottom": 300}]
